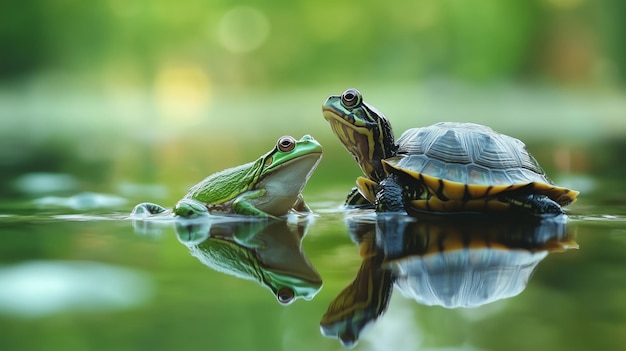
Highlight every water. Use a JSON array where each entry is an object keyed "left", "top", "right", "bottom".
[
  {"left": 0, "top": 182, "right": 625, "bottom": 351},
  {"left": 1, "top": 86, "right": 624, "bottom": 350}
]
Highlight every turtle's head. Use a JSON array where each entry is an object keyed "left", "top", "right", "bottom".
[{"left": 322, "top": 88, "right": 396, "bottom": 182}]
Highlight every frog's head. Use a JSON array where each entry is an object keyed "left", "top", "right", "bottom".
[
  {"left": 260, "top": 135, "right": 323, "bottom": 176},
  {"left": 252, "top": 135, "right": 323, "bottom": 216},
  {"left": 322, "top": 88, "right": 396, "bottom": 182}
]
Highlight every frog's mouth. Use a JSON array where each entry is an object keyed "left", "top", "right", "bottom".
[{"left": 255, "top": 152, "right": 322, "bottom": 216}]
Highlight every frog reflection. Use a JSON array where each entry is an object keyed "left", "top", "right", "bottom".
[
  {"left": 320, "top": 214, "right": 577, "bottom": 348},
  {"left": 175, "top": 217, "right": 322, "bottom": 305}
]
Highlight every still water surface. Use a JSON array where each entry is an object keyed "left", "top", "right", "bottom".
[
  {"left": 0, "top": 182, "right": 625, "bottom": 351},
  {"left": 1, "top": 88, "right": 625, "bottom": 349}
]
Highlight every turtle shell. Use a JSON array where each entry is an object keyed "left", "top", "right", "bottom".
[{"left": 382, "top": 122, "right": 578, "bottom": 212}]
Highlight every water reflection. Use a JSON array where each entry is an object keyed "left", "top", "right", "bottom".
[
  {"left": 321, "top": 213, "right": 577, "bottom": 348},
  {"left": 172, "top": 216, "right": 323, "bottom": 305}
]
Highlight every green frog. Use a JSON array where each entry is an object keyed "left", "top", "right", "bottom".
[{"left": 132, "top": 135, "right": 323, "bottom": 218}]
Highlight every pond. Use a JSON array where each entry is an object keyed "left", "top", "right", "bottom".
[
  {"left": 2, "top": 167, "right": 625, "bottom": 351},
  {"left": 1, "top": 86, "right": 625, "bottom": 351}
]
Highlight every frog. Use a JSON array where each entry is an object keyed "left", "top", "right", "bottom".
[{"left": 131, "top": 135, "right": 323, "bottom": 219}]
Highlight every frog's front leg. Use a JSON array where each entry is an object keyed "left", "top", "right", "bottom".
[{"left": 231, "top": 189, "right": 278, "bottom": 219}]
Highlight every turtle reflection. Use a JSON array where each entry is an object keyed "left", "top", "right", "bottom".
[
  {"left": 320, "top": 214, "right": 577, "bottom": 348},
  {"left": 176, "top": 218, "right": 322, "bottom": 305}
]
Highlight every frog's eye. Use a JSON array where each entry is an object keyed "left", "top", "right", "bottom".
[
  {"left": 277, "top": 136, "right": 296, "bottom": 152},
  {"left": 340, "top": 88, "right": 362, "bottom": 108},
  {"left": 277, "top": 287, "right": 295, "bottom": 305}
]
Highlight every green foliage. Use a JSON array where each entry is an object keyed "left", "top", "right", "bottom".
[{"left": 1, "top": 0, "right": 623, "bottom": 87}]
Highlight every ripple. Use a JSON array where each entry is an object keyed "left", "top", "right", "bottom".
[{"left": 572, "top": 214, "right": 626, "bottom": 222}]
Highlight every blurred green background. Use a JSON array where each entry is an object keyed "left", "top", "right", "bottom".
[{"left": 3, "top": 0, "right": 626, "bottom": 86}]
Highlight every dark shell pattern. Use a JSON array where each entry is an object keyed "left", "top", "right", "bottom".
[{"left": 390, "top": 122, "right": 553, "bottom": 186}]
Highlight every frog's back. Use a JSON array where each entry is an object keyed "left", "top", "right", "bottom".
[{"left": 186, "top": 161, "right": 256, "bottom": 204}]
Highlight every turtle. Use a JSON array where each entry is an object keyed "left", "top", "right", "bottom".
[{"left": 322, "top": 88, "right": 579, "bottom": 215}]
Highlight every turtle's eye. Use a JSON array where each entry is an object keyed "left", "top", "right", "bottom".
[
  {"left": 277, "top": 287, "right": 295, "bottom": 305},
  {"left": 340, "top": 88, "right": 362, "bottom": 108},
  {"left": 277, "top": 136, "right": 296, "bottom": 152}
]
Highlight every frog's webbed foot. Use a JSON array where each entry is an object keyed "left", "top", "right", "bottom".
[
  {"left": 174, "top": 199, "right": 210, "bottom": 218},
  {"left": 131, "top": 202, "right": 168, "bottom": 216}
]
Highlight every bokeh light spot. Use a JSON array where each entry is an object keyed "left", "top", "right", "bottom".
[
  {"left": 154, "top": 64, "right": 212, "bottom": 125},
  {"left": 217, "top": 6, "right": 270, "bottom": 53}
]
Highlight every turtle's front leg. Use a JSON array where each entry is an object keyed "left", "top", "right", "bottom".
[{"left": 375, "top": 176, "right": 405, "bottom": 213}]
